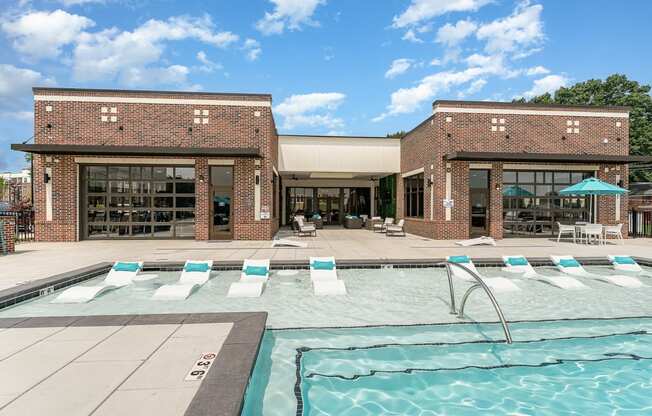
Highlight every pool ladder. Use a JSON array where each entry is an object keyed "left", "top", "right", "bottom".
[{"left": 440, "top": 261, "right": 513, "bottom": 344}]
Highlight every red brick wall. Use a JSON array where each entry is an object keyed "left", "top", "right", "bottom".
[
  {"left": 32, "top": 88, "right": 278, "bottom": 241},
  {"left": 400, "top": 103, "right": 630, "bottom": 240},
  {"left": 1, "top": 216, "right": 15, "bottom": 253}
]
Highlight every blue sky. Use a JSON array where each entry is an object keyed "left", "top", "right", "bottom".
[{"left": 1, "top": 0, "right": 651, "bottom": 171}]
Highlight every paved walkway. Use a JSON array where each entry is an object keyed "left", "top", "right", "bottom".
[{"left": 1, "top": 229, "right": 651, "bottom": 290}]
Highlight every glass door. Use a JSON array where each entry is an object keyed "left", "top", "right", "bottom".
[
  {"left": 210, "top": 166, "right": 233, "bottom": 240},
  {"left": 469, "top": 170, "right": 490, "bottom": 237}
]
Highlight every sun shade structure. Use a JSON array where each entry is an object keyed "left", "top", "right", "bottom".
[{"left": 558, "top": 177, "right": 628, "bottom": 196}]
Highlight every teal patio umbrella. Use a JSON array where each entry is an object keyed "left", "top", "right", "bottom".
[
  {"left": 502, "top": 185, "right": 534, "bottom": 197},
  {"left": 558, "top": 177, "right": 628, "bottom": 223}
]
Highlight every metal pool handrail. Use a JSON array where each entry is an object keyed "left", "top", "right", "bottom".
[{"left": 439, "top": 261, "right": 513, "bottom": 344}]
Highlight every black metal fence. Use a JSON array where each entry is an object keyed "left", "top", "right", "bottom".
[
  {"left": 629, "top": 210, "right": 652, "bottom": 238},
  {"left": 0, "top": 210, "right": 34, "bottom": 242}
]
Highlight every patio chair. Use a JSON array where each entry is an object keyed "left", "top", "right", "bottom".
[
  {"left": 501, "top": 255, "right": 586, "bottom": 289},
  {"left": 227, "top": 259, "right": 270, "bottom": 298},
  {"left": 604, "top": 224, "right": 624, "bottom": 243},
  {"left": 583, "top": 224, "right": 604, "bottom": 245},
  {"left": 296, "top": 217, "right": 317, "bottom": 237},
  {"left": 53, "top": 261, "right": 144, "bottom": 303},
  {"left": 550, "top": 255, "right": 643, "bottom": 287},
  {"left": 556, "top": 222, "right": 576, "bottom": 243},
  {"left": 374, "top": 217, "right": 394, "bottom": 233},
  {"left": 152, "top": 260, "right": 213, "bottom": 300},
  {"left": 386, "top": 219, "right": 405, "bottom": 237}
]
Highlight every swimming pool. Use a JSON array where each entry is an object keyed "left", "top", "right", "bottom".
[
  {"left": 243, "top": 318, "right": 652, "bottom": 415},
  {"left": 2, "top": 264, "right": 652, "bottom": 327}
]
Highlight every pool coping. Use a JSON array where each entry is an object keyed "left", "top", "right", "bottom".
[
  {"left": 1, "top": 256, "right": 651, "bottom": 311},
  {"left": 0, "top": 312, "right": 267, "bottom": 416}
]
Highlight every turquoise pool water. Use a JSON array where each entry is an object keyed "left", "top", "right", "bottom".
[{"left": 243, "top": 318, "right": 652, "bottom": 415}]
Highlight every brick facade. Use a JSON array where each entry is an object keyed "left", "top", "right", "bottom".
[
  {"left": 0, "top": 216, "right": 16, "bottom": 253},
  {"left": 32, "top": 87, "right": 279, "bottom": 241},
  {"left": 399, "top": 101, "right": 630, "bottom": 240}
]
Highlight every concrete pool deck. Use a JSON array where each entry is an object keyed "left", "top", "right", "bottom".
[
  {"left": 1, "top": 229, "right": 651, "bottom": 290},
  {"left": 0, "top": 312, "right": 266, "bottom": 416}
]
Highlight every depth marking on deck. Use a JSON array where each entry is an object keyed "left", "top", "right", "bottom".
[{"left": 185, "top": 352, "right": 217, "bottom": 381}]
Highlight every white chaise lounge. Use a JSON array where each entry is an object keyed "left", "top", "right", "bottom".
[
  {"left": 446, "top": 256, "right": 520, "bottom": 292},
  {"left": 53, "top": 261, "right": 143, "bottom": 303},
  {"left": 152, "top": 260, "right": 213, "bottom": 300},
  {"left": 502, "top": 255, "right": 586, "bottom": 290},
  {"left": 550, "top": 255, "right": 643, "bottom": 288},
  {"left": 607, "top": 255, "right": 652, "bottom": 277},
  {"left": 227, "top": 259, "right": 270, "bottom": 298},
  {"left": 310, "top": 257, "right": 346, "bottom": 295}
]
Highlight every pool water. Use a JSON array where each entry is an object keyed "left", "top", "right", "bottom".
[
  {"left": 2, "top": 266, "right": 652, "bottom": 328},
  {"left": 243, "top": 318, "right": 652, "bottom": 415}
]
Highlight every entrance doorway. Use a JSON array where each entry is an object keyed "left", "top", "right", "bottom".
[
  {"left": 209, "top": 166, "right": 233, "bottom": 240},
  {"left": 469, "top": 170, "right": 490, "bottom": 236},
  {"left": 317, "top": 188, "right": 341, "bottom": 225}
]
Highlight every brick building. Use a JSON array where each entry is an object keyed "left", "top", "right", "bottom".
[{"left": 11, "top": 88, "right": 651, "bottom": 241}]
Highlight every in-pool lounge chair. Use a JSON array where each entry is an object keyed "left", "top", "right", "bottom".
[
  {"left": 53, "top": 261, "right": 144, "bottom": 303},
  {"left": 152, "top": 260, "right": 213, "bottom": 300},
  {"left": 446, "top": 256, "right": 520, "bottom": 292},
  {"left": 455, "top": 236, "right": 496, "bottom": 247},
  {"left": 607, "top": 255, "right": 652, "bottom": 277},
  {"left": 550, "top": 255, "right": 643, "bottom": 288},
  {"left": 502, "top": 255, "right": 586, "bottom": 289},
  {"left": 227, "top": 259, "right": 270, "bottom": 298},
  {"left": 310, "top": 257, "right": 346, "bottom": 296}
]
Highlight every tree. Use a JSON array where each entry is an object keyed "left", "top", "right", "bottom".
[
  {"left": 386, "top": 130, "right": 407, "bottom": 138},
  {"left": 516, "top": 74, "right": 652, "bottom": 182}
]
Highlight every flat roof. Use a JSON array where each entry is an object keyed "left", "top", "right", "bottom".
[
  {"left": 279, "top": 134, "right": 391, "bottom": 140},
  {"left": 32, "top": 87, "right": 272, "bottom": 101},
  {"left": 433, "top": 99, "right": 630, "bottom": 112},
  {"left": 445, "top": 151, "right": 652, "bottom": 163},
  {"left": 11, "top": 144, "right": 261, "bottom": 158}
]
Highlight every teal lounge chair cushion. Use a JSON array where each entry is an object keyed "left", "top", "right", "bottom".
[
  {"left": 185, "top": 262, "right": 210, "bottom": 273},
  {"left": 559, "top": 258, "right": 581, "bottom": 268},
  {"left": 614, "top": 256, "right": 636, "bottom": 265},
  {"left": 507, "top": 257, "right": 528, "bottom": 266},
  {"left": 448, "top": 255, "right": 471, "bottom": 264},
  {"left": 312, "top": 260, "right": 335, "bottom": 270},
  {"left": 245, "top": 266, "right": 268, "bottom": 276},
  {"left": 113, "top": 262, "right": 140, "bottom": 272}
]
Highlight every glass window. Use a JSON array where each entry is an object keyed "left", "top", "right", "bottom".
[
  {"left": 82, "top": 165, "right": 196, "bottom": 239},
  {"left": 470, "top": 170, "right": 489, "bottom": 189},
  {"left": 517, "top": 171, "right": 535, "bottom": 183},
  {"left": 403, "top": 173, "right": 424, "bottom": 218},
  {"left": 554, "top": 172, "right": 571, "bottom": 183},
  {"left": 503, "top": 171, "right": 516, "bottom": 184}
]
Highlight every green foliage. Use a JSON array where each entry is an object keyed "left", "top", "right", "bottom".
[
  {"left": 386, "top": 130, "right": 407, "bottom": 138},
  {"left": 517, "top": 74, "right": 652, "bottom": 181}
]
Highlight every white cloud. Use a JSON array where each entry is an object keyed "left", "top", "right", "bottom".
[
  {"left": 476, "top": 2, "right": 544, "bottom": 54},
  {"left": 526, "top": 65, "right": 549, "bottom": 76},
  {"left": 72, "top": 15, "right": 238, "bottom": 86},
  {"left": 401, "top": 29, "right": 423, "bottom": 43},
  {"left": 243, "top": 38, "right": 262, "bottom": 61},
  {"left": 458, "top": 78, "right": 486, "bottom": 97},
  {"left": 522, "top": 74, "right": 569, "bottom": 98},
  {"left": 58, "top": 0, "right": 106, "bottom": 5},
  {"left": 429, "top": 58, "right": 442, "bottom": 66},
  {"left": 385, "top": 58, "right": 413, "bottom": 79},
  {"left": 274, "top": 92, "right": 345, "bottom": 130},
  {"left": 0, "top": 64, "right": 55, "bottom": 117},
  {"left": 256, "top": 0, "right": 326, "bottom": 35},
  {"left": 1, "top": 9, "right": 94, "bottom": 60},
  {"left": 195, "top": 51, "right": 222, "bottom": 73},
  {"left": 392, "top": 0, "right": 491, "bottom": 28},
  {"left": 435, "top": 19, "right": 477, "bottom": 46}
]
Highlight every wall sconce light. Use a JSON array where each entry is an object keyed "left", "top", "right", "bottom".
[
  {"left": 46, "top": 123, "right": 52, "bottom": 129},
  {"left": 446, "top": 133, "right": 452, "bottom": 139},
  {"left": 43, "top": 173, "right": 51, "bottom": 183},
  {"left": 618, "top": 180, "right": 624, "bottom": 188},
  {"left": 198, "top": 175, "right": 204, "bottom": 183},
  {"left": 255, "top": 175, "right": 260, "bottom": 185},
  {"left": 495, "top": 184, "right": 501, "bottom": 191},
  {"left": 426, "top": 178, "right": 434, "bottom": 187},
  {"left": 118, "top": 126, "right": 124, "bottom": 131}
]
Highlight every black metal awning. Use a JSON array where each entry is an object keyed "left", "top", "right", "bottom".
[
  {"left": 11, "top": 144, "right": 261, "bottom": 158},
  {"left": 445, "top": 151, "right": 652, "bottom": 163}
]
